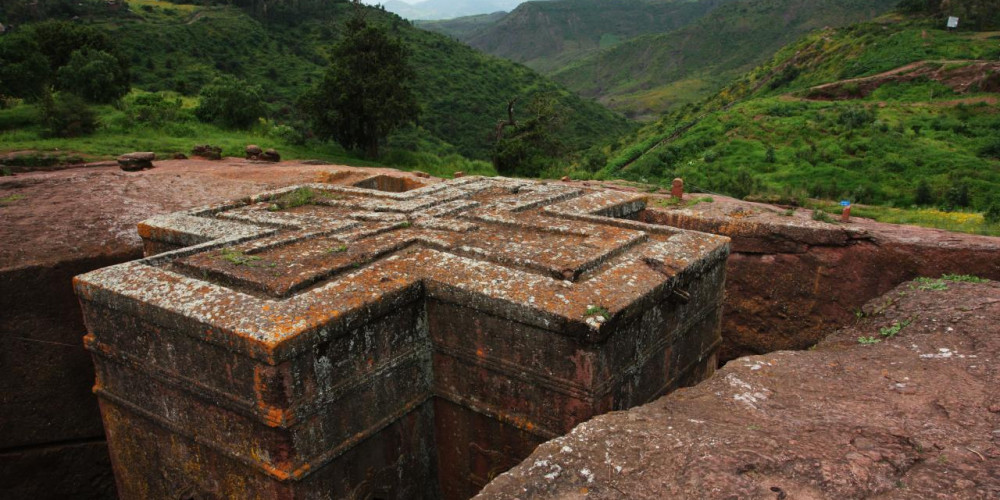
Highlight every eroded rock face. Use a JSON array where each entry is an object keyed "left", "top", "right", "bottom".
[
  {"left": 75, "top": 176, "right": 730, "bottom": 498},
  {"left": 479, "top": 279, "right": 1000, "bottom": 499},
  {"left": 640, "top": 203, "right": 1000, "bottom": 360}
]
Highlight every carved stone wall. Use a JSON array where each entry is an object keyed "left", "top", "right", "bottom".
[{"left": 74, "top": 176, "right": 729, "bottom": 498}]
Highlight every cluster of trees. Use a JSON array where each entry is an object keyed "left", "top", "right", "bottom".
[
  {"left": 897, "top": 0, "right": 1000, "bottom": 30},
  {"left": 0, "top": 21, "right": 130, "bottom": 103},
  {"left": 0, "top": 0, "right": 119, "bottom": 25},
  {"left": 0, "top": 20, "right": 130, "bottom": 135},
  {"left": 492, "top": 94, "right": 565, "bottom": 177},
  {"left": 0, "top": 0, "right": 561, "bottom": 168}
]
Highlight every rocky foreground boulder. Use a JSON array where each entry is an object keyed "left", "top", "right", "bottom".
[
  {"left": 479, "top": 278, "right": 1000, "bottom": 499},
  {"left": 191, "top": 144, "right": 222, "bottom": 160},
  {"left": 116, "top": 152, "right": 154, "bottom": 172}
]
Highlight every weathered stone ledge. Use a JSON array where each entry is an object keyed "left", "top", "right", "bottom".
[{"left": 479, "top": 279, "right": 1000, "bottom": 499}]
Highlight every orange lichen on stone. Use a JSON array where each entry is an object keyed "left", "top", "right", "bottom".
[{"left": 74, "top": 175, "right": 730, "bottom": 499}]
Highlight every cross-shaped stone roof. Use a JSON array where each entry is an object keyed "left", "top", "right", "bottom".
[{"left": 76, "top": 176, "right": 729, "bottom": 364}]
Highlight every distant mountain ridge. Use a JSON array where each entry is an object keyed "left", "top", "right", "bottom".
[
  {"left": 378, "top": 0, "right": 540, "bottom": 20},
  {"left": 421, "top": 0, "right": 901, "bottom": 119},
  {"left": 459, "top": 0, "right": 733, "bottom": 74},
  {"left": 551, "top": 0, "right": 901, "bottom": 118}
]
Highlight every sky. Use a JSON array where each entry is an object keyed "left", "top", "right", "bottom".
[{"left": 359, "top": 0, "right": 536, "bottom": 20}]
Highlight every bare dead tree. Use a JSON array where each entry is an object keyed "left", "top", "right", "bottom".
[{"left": 494, "top": 97, "right": 518, "bottom": 143}]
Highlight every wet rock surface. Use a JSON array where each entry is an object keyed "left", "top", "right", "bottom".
[{"left": 479, "top": 279, "right": 1000, "bottom": 499}]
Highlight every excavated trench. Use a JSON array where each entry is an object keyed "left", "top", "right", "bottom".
[{"left": 3, "top": 164, "right": 998, "bottom": 498}]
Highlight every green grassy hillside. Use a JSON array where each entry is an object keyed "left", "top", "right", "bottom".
[
  {"left": 444, "top": 0, "right": 730, "bottom": 74},
  {"left": 0, "top": 0, "right": 631, "bottom": 166},
  {"left": 551, "top": 0, "right": 899, "bottom": 119},
  {"left": 592, "top": 15, "right": 1000, "bottom": 232},
  {"left": 416, "top": 11, "right": 507, "bottom": 39}
]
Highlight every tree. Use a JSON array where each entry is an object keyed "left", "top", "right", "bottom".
[
  {"left": 492, "top": 93, "right": 565, "bottom": 177},
  {"left": 56, "top": 48, "right": 130, "bottom": 103},
  {"left": 303, "top": 2, "right": 419, "bottom": 159},
  {"left": 0, "top": 21, "right": 130, "bottom": 102},
  {"left": 40, "top": 92, "right": 97, "bottom": 138},
  {"left": 914, "top": 179, "right": 934, "bottom": 206},
  {"left": 195, "top": 75, "right": 266, "bottom": 129},
  {"left": 985, "top": 203, "right": 1000, "bottom": 225},
  {"left": 942, "top": 183, "right": 970, "bottom": 211},
  {"left": 29, "top": 21, "right": 129, "bottom": 75},
  {"left": 897, "top": 0, "right": 1000, "bottom": 30},
  {"left": 0, "top": 31, "right": 50, "bottom": 100}
]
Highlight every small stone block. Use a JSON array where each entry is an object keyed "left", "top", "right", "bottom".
[
  {"left": 671, "top": 178, "right": 684, "bottom": 200},
  {"left": 191, "top": 145, "right": 222, "bottom": 160},
  {"left": 260, "top": 149, "right": 280, "bottom": 163},
  {"left": 116, "top": 152, "right": 155, "bottom": 172}
]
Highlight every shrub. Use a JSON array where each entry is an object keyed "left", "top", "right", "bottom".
[
  {"left": 811, "top": 209, "right": 834, "bottom": 223},
  {"left": 56, "top": 48, "right": 130, "bottom": 103},
  {"left": 979, "top": 139, "right": 1000, "bottom": 159},
  {"left": 122, "top": 93, "right": 182, "bottom": 126},
  {"left": 768, "top": 65, "right": 801, "bottom": 90},
  {"left": 582, "top": 149, "right": 608, "bottom": 172},
  {"left": 985, "top": 203, "right": 1000, "bottom": 225},
  {"left": 914, "top": 180, "right": 934, "bottom": 206},
  {"left": 764, "top": 146, "right": 776, "bottom": 163},
  {"left": 40, "top": 92, "right": 97, "bottom": 138},
  {"left": 942, "top": 184, "right": 970, "bottom": 211},
  {"left": 837, "top": 105, "right": 876, "bottom": 130},
  {"left": 195, "top": 75, "right": 265, "bottom": 129}
]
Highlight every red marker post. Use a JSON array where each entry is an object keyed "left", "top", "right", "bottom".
[{"left": 840, "top": 200, "right": 852, "bottom": 223}]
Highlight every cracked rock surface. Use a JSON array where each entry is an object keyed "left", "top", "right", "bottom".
[{"left": 479, "top": 279, "right": 1000, "bottom": 499}]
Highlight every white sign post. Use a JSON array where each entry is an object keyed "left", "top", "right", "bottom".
[{"left": 947, "top": 16, "right": 959, "bottom": 29}]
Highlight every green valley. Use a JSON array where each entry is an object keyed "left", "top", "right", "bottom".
[
  {"left": 421, "top": 0, "right": 903, "bottom": 119},
  {"left": 0, "top": 0, "right": 631, "bottom": 174},
  {"left": 590, "top": 14, "right": 1000, "bottom": 233},
  {"left": 423, "top": 0, "right": 731, "bottom": 75}
]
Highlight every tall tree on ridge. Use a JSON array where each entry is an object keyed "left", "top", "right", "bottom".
[{"left": 303, "top": 0, "right": 419, "bottom": 159}]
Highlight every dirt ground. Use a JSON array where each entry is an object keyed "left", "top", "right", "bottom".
[{"left": 478, "top": 278, "right": 1000, "bottom": 499}]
